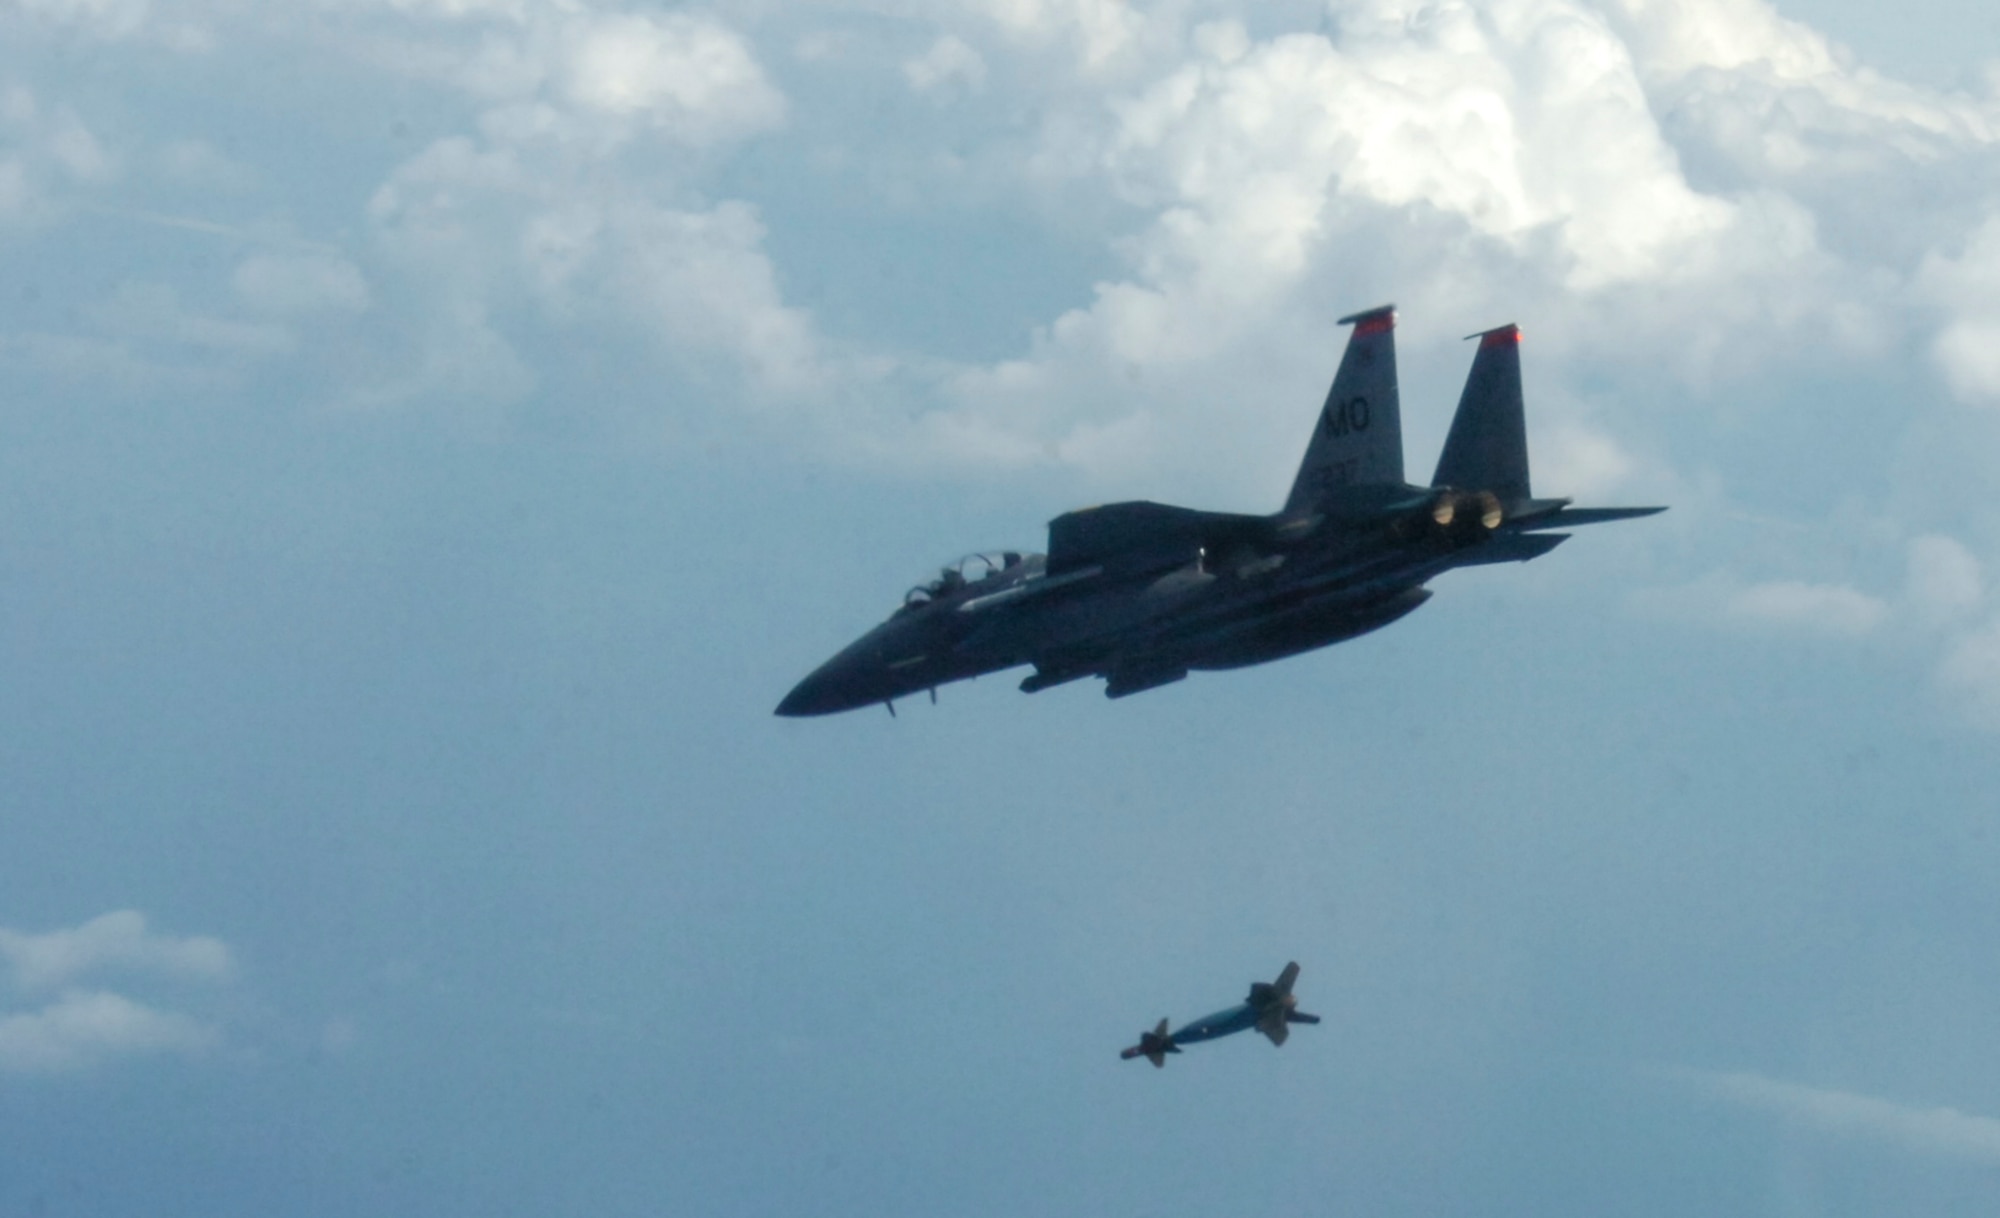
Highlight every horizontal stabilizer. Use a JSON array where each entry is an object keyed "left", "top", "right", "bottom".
[
  {"left": 1513, "top": 505, "right": 1666, "bottom": 532},
  {"left": 1456, "top": 532, "right": 1568, "bottom": 567},
  {"left": 1502, "top": 497, "right": 1571, "bottom": 527},
  {"left": 1257, "top": 1007, "right": 1290, "bottom": 1047}
]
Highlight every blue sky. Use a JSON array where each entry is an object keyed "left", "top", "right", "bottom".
[{"left": 4, "top": 1, "right": 2000, "bottom": 1214}]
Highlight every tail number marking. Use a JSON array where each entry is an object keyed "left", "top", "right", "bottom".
[
  {"left": 1321, "top": 395, "right": 1371, "bottom": 440},
  {"left": 1308, "top": 459, "right": 1359, "bottom": 492}
]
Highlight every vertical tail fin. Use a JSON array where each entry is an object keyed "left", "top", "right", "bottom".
[
  {"left": 1431, "top": 324, "right": 1530, "bottom": 503},
  {"left": 1284, "top": 305, "right": 1404, "bottom": 512}
]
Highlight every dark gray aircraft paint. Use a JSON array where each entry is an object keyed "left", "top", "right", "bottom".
[
  {"left": 1120, "top": 962, "right": 1320, "bottom": 1068},
  {"left": 776, "top": 306, "right": 1665, "bottom": 717}
]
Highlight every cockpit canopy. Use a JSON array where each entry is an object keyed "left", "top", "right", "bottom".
[{"left": 900, "top": 552, "right": 1030, "bottom": 611}]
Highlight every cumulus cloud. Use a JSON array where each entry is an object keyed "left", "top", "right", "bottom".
[
  {"left": 891, "top": 0, "right": 1897, "bottom": 482},
  {"left": 1726, "top": 579, "right": 1890, "bottom": 636},
  {"left": 0, "top": 990, "right": 219, "bottom": 1074},
  {"left": 232, "top": 252, "right": 372, "bottom": 317},
  {"left": 589, "top": 198, "right": 831, "bottom": 395},
  {"left": 1651, "top": 530, "right": 1997, "bottom": 723},
  {"left": 556, "top": 11, "right": 786, "bottom": 140},
  {"left": 153, "top": 138, "right": 259, "bottom": 191},
  {"left": 8, "top": 0, "right": 150, "bottom": 39},
  {"left": 904, "top": 34, "right": 988, "bottom": 96},
  {"left": 0, "top": 84, "right": 116, "bottom": 226},
  {"left": 10, "top": 0, "right": 2000, "bottom": 666},
  {"left": 0, "top": 912, "right": 235, "bottom": 1075},
  {"left": 1530, "top": 421, "right": 1640, "bottom": 501},
  {"left": 302, "top": 1, "right": 849, "bottom": 418},
  {"left": 356, "top": 2, "right": 786, "bottom": 152},
  {"left": 1939, "top": 616, "right": 2000, "bottom": 729},
  {"left": 0, "top": 909, "right": 233, "bottom": 992},
  {"left": 1100, "top": 4, "right": 1799, "bottom": 290},
  {"left": 1669, "top": 1066, "right": 2000, "bottom": 1165},
  {"left": 1903, "top": 534, "right": 1983, "bottom": 624},
  {"left": 1921, "top": 216, "right": 2000, "bottom": 407},
  {"left": 339, "top": 296, "right": 536, "bottom": 414},
  {"left": 365, "top": 123, "right": 835, "bottom": 406},
  {"left": 1666, "top": 532, "right": 1985, "bottom": 640},
  {"left": 91, "top": 280, "right": 296, "bottom": 358},
  {"left": 976, "top": 0, "right": 1152, "bottom": 69}
]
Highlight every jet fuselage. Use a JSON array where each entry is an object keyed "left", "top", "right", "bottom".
[
  {"left": 776, "top": 488, "right": 1495, "bottom": 716},
  {"left": 776, "top": 306, "right": 1663, "bottom": 716}
]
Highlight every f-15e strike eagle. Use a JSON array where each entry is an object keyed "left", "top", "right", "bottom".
[
  {"left": 776, "top": 305, "right": 1664, "bottom": 717},
  {"left": 1119, "top": 961, "right": 1320, "bottom": 1067}
]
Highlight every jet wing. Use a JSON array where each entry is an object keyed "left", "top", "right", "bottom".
[
  {"left": 1045, "top": 501, "right": 1272, "bottom": 578},
  {"left": 1454, "top": 532, "right": 1569, "bottom": 566}
]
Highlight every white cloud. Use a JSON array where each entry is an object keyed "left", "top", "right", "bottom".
[
  {"left": 1939, "top": 616, "right": 2000, "bottom": 729},
  {"left": 594, "top": 198, "right": 833, "bottom": 395},
  {"left": 556, "top": 11, "right": 787, "bottom": 142},
  {"left": 1089, "top": 2, "right": 1798, "bottom": 295},
  {"left": 0, "top": 329, "right": 241, "bottom": 396},
  {"left": 338, "top": 296, "right": 537, "bottom": 414},
  {"left": 0, "top": 913, "right": 237, "bottom": 1075},
  {"left": 0, "top": 84, "right": 117, "bottom": 226},
  {"left": 365, "top": 0, "right": 532, "bottom": 21},
  {"left": 0, "top": 910, "right": 233, "bottom": 992},
  {"left": 365, "top": 123, "right": 835, "bottom": 408},
  {"left": 1604, "top": 0, "right": 1849, "bottom": 83},
  {"left": 1726, "top": 578, "right": 1890, "bottom": 636},
  {"left": 0, "top": 989, "right": 220, "bottom": 1074},
  {"left": 1672, "top": 1066, "right": 2000, "bottom": 1165},
  {"left": 11, "top": 0, "right": 2000, "bottom": 602},
  {"left": 43, "top": 106, "right": 114, "bottom": 182},
  {"left": 326, "top": 4, "right": 838, "bottom": 415},
  {"left": 1903, "top": 534, "right": 1983, "bottom": 624},
  {"left": 153, "top": 138, "right": 259, "bottom": 191},
  {"left": 891, "top": 0, "right": 1886, "bottom": 478},
  {"left": 8, "top": 0, "right": 150, "bottom": 38},
  {"left": 978, "top": 0, "right": 1150, "bottom": 69},
  {"left": 91, "top": 280, "right": 296, "bottom": 358},
  {"left": 348, "top": 2, "right": 786, "bottom": 152},
  {"left": 1533, "top": 421, "right": 1639, "bottom": 501},
  {"left": 1608, "top": 0, "right": 1999, "bottom": 139},
  {"left": 904, "top": 34, "right": 988, "bottom": 96},
  {"left": 233, "top": 252, "right": 373, "bottom": 317},
  {"left": 1647, "top": 531, "right": 1999, "bottom": 725},
  {"left": 1921, "top": 216, "right": 2000, "bottom": 407}
]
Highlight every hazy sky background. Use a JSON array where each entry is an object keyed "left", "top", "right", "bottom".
[{"left": 4, "top": 1, "right": 2000, "bottom": 1214}]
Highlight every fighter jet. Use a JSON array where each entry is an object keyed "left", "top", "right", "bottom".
[
  {"left": 1120, "top": 961, "right": 1320, "bottom": 1067},
  {"left": 776, "top": 306, "right": 1664, "bottom": 717}
]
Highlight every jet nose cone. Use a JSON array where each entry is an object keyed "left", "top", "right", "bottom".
[
  {"left": 778, "top": 621, "right": 925, "bottom": 717},
  {"left": 774, "top": 673, "right": 840, "bottom": 717},
  {"left": 775, "top": 650, "right": 877, "bottom": 717}
]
